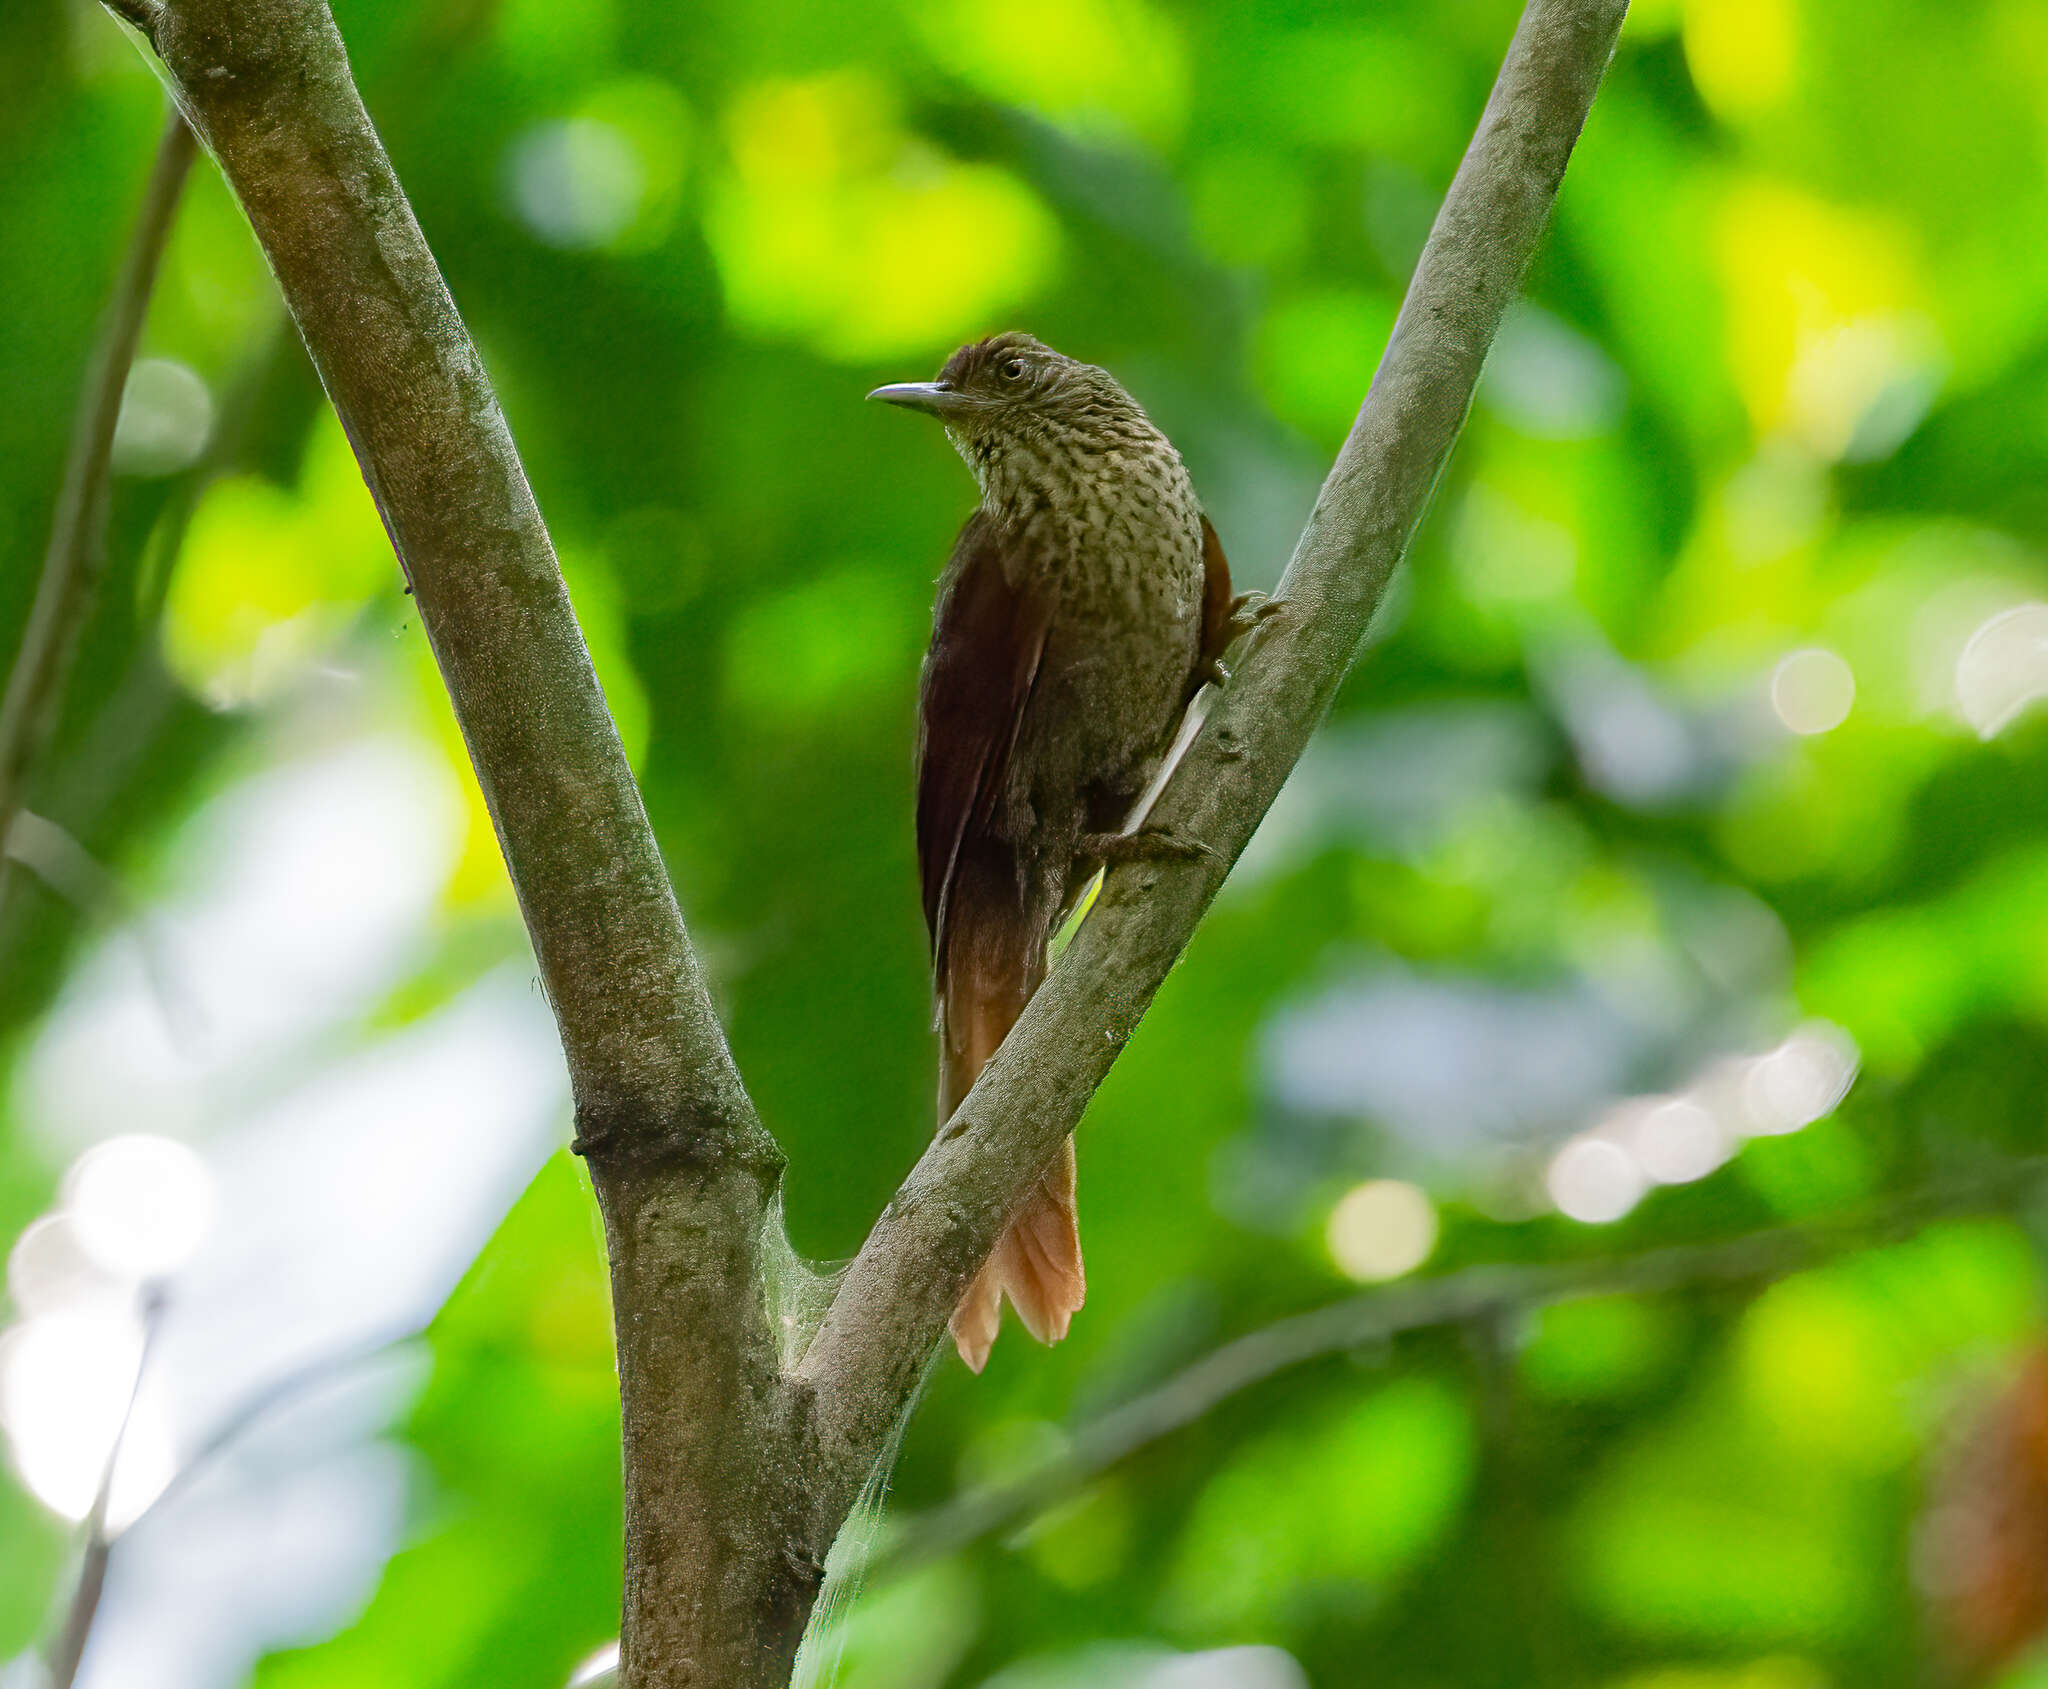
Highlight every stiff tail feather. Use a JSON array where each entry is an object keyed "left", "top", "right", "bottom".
[
  {"left": 940, "top": 940, "right": 1085, "bottom": 1373},
  {"left": 948, "top": 1138, "right": 1083, "bottom": 1372}
]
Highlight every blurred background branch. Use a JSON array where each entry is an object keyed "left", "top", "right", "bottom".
[
  {"left": 0, "top": 106, "right": 194, "bottom": 923},
  {"left": 879, "top": 1153, "right": 2048, "bottom": 1578},
  {"left": 43, "top": 1287, "right": 164, "bottom": 1689}
]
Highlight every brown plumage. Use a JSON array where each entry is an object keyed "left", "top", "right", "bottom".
[{"left": 872, "top": 332, "right": 1241, "bottom": 1371}]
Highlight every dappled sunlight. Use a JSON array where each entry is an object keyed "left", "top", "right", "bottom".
[
  {"left": 161, "top": 414, "right": 393, "bottom": 708},
  {"left": 14, "top": 0, "right": 2048, "bottom": 1683},
  {"left": 707, "top": 73, "right": 1059, "bottom": 360},
  {"left": 1682, "top": 0, "right": 1797, "bottom": 120},
  {"left": 1717, "top": 179, "right": 1942, "bottom": 461},
  {"left": 505, "top": 78, "right": 692, "bottom": 254},
  {"left": 912, "top": 0, "right": 1188, "bottom": 144}
]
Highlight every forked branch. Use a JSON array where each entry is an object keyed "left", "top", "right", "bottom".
[{"left": 102, "top": 0, "right": 1631, "bottom": 1679}]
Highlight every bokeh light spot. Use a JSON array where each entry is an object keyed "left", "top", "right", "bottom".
[
  {"left": 1717, "top": 180, "right": 1938, "bottom": 459},
  {"left": 6, "top": 1213, "right": 126, "bottom": 1318},
  {"left": 723, "top": 563, "right": 922, "bottom": 726},
  {"left": 1684, "top": 0, "right": 1796, "bottom": 119},
  {"left": 0, "top": 1310, "right": 171, "bottom": 1525},
  {"left": 914, "top": 0, "right": 1188, "bottom": 142},
  {"left": 708, "top": 73, "right": 1057, "bottom": 361},
  {"left": 1743, "top": 1023, "right": 1858, "bottom": 1136},
  {"left": 1955, "top": 601, "right": 2048, "bottom": 738},
  {"left": 1632, "top": 1098, "right": 1730, "bottom": 1186},
  {"left": 162, "top": 414, "right": 395, "bottom": 708},
  {"left": 508, "top": 119, "right": 644, "bottom": 250},
  {"left": 1770, "top": 647, "right": 1855, "bottom": 735},
  {"left": 1255, "top": 289, "right": 1395, "bottom": 447},
  {"left": 1326, "top": 1180, "right": 1438, "bottom": 1283},
  {"left": 64, "top": 1133, "right": 215, "bottom": 1280},
  {"left": 1547, "top": 1137, "right": 1647, "bottom": 1224},
  {"left": 112, "top": 357, "right": 212, "bottom": 477}
]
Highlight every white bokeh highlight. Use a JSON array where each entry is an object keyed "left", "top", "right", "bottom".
[
  {"left": 1546, "top": 1138, "right": 1646, "bottom": 1224},
  {"left": 15, "top": 738, "right": 465, "bottom": 1154},
  {"left": 1326, "top": 1180, "right": 1439, "bottom": 1283},
  {"left": 66, "top": 1136, "right": 216, "bottom": 1281},
  {"left": 1956, "top": 602, "right": 2048, "bottom": 738},
  {"left": 1543, "top": 1020, "right": 1859, "bottom": 1224},
  {"left": 1, "top": 728, "right": 568, "bottom": 1689},
  {"left": 1770, "top": 647, "right": 1855, "bottom": 735},
  {"left": 112, "top": 358, "right": 213, "bottom": 478}
]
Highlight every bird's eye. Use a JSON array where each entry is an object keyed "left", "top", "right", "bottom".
[{"left": 1001, "top": 358, "right": 1026, "bottom": 381}]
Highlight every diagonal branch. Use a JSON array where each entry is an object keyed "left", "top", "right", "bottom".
[
  {"left": 797, "top": 0, "right": 1633, "bottom": 1492},
  {"left": 115, "top": 0, "right": 767, "bottom": 1170},
  {"left": 876, "top": 1157, "right": 2048, "bottom": 1575},
  {"left": 0, "top": 107, "right": 195, "bottom": 913}
]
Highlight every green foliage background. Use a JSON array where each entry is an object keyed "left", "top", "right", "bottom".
[{"left": 9, "top": 0, "right": 2048, "bottom": 1685}]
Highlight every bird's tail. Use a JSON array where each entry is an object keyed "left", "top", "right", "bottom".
[{"left": 939, "top": 916, "right": 1084, "bottom": 1374}]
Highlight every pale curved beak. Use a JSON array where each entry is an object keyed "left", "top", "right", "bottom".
[{"left": 867, "top": 380, "right": 978, "bottom": 419}]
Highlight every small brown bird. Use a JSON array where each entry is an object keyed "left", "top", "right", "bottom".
[{"left": 872, "top": 332, "right": 1245, "bottom": 1371}]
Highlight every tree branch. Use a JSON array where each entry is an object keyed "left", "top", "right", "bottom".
[
  {"left": 118, "top": 6, "right": 807, "bottom": 1681},
  {"left": 878, "top": 1157, "right": 2048, "bottom": 1576},
  {"left": 0, "top": 107, "right": 194, "bottom": 912},
  {"left": 797, "top": 0, "right": 1633, "bottom": 1494},
  {"left": 124, "top": 0, "right": 767, "bottom": 1172}
]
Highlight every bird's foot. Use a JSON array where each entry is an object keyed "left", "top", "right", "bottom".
[
  {"left": 1082, "top": 826, "right": 1221, "bottom": 867},
  {"left": 1204, "top": 592, "right": 1287, "bottom": 684},
  {"left": 1227, "top": 590, "right": 1285, "bottom": 631}
]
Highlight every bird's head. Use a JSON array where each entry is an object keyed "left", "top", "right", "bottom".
[{"left": 868, "top": 332, "right": 1147, "bottom": 458}]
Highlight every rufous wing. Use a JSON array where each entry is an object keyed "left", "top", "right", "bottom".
[
  {"left": 914, "top": 509, "right": 1082, "bottom": 1369},
  {"left": 915, "top": 508, "right": 1056, "bottom": 988},
  {"left": 1195, "top": 513, "right": 1236, "bottom": 695}
]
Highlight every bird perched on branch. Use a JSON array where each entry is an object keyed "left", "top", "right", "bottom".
[{"left": 871, "top": 332, "right": 1252, "bottom": 1371}]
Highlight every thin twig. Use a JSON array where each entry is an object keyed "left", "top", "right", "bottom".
[
  {"left": 875, "top": 1158, "right": 2048, "bottom": 1578},
  {"left": 132, "top": 1326, "right": 422, "bottom": 1530},
  {"left": 44, "top": 1314, "right": 419, "bottom": 1689},
  {"left": 44, "top": 1287, "right": 168, "bottom": 1689},
  {"left": 0, "top": 108, "right": 195, "bottom": 886}
]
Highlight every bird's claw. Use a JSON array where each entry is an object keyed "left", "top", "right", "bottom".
[
  {"left": 1226, "top": 590, "right": 1285, "bottom": 633},
  {"left": 1204, "top": 593, "right": 1286, "bottom": 684},
  {"left": 1082, "top": 827, "right": 1220, "bottom": 867}
]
